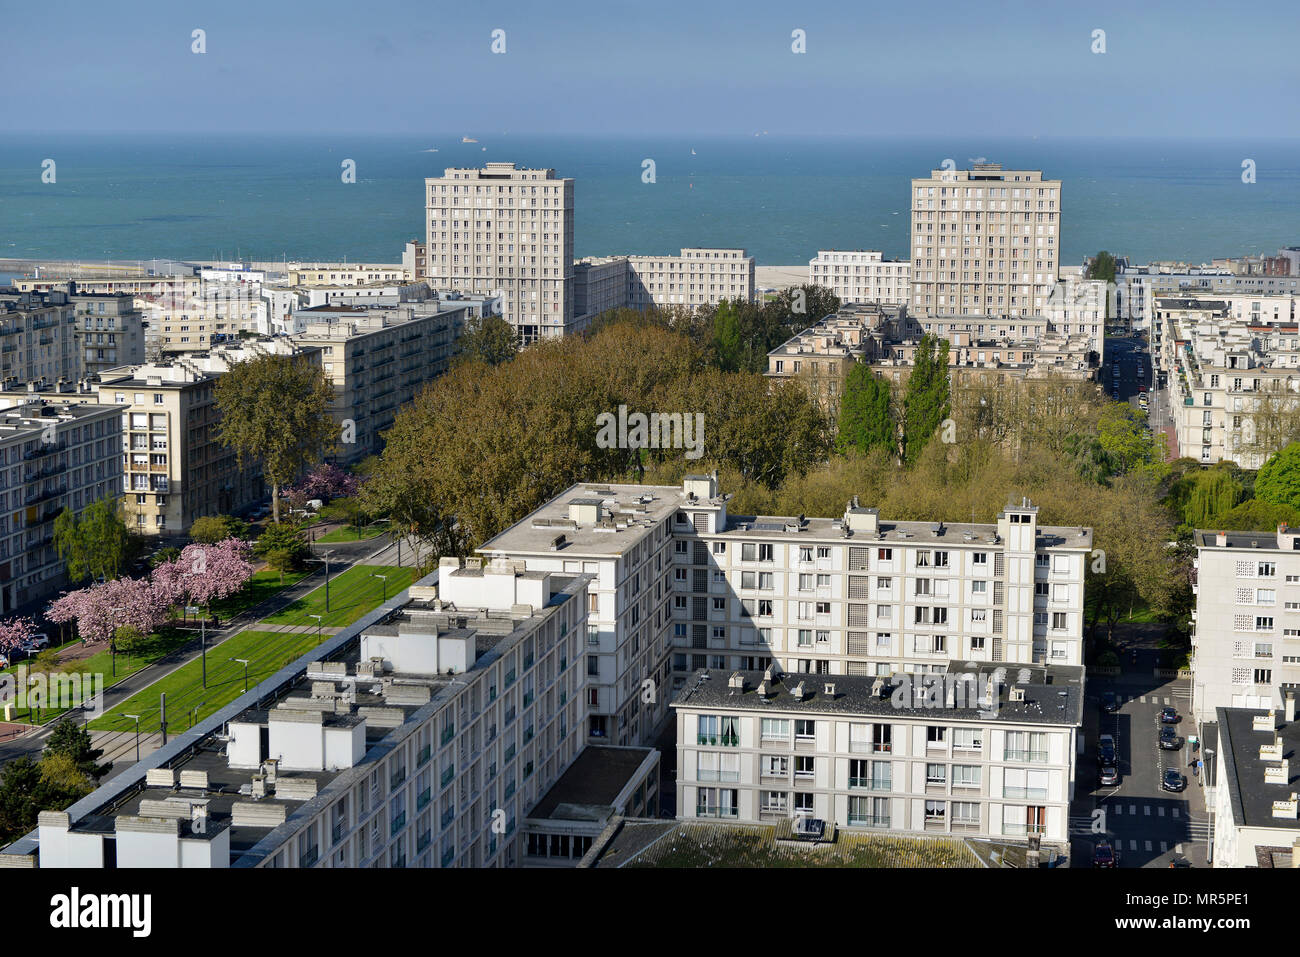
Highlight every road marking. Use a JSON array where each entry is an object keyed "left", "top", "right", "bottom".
[
  {"left": 1129, "top": 840, "right": 1137, "bottom": 851},
  {"left": 1145, "top": 840, "right": 1153, "bottom": 852},
  {"left": 1164, "top": 698, "right": 1172, "bottom": 706},
  {"left": 1158, "top": 807, "right": 1165, "bottom": 817},
  {"left": 1144, "top": 806, "right": 1151, "bottom": 816}
]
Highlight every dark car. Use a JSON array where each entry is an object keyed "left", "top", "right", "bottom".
[
  {"left": 1093, "top": 842, "right": 1118, "bottom": 868},
  {"left": 1159, "top": 728, "right": 1180, "bottom": 750},
  {"left": 1102, "top": 692, "right": 1119, "bottom": 714},
  {"left": 1098, "top": 765, "right": 1119, "bottom": 786},
  {"left": 1162, "top": 769, "right": 1186, "bottom": 793},
  {"left": 1161, "top": 707, "right": 1178, "bottom": 724}
]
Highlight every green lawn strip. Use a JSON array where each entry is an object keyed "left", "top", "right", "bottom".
[
  {"left": 209, "top": 568, "right": 311, "bottom": 620},
  {"left": 315, "top": 522, "right": 389, "bottom": 544},
  {"left": 3, "top": 628, "right": 192, "bottom": 725},
  {"left": 87, "top": 629, "right": 328, "bottom": 735},
  {"left": 261, "top": 564, "right": 416, "bottom": 629}
]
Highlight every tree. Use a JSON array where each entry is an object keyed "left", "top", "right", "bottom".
[
  {"left": 189, "top": 514, "right": 250, "bottom": 544},
  {"left": 46, "top": 576, "right": 171, "bottom": 647},
  {"left": 214, "top": 354, "right": 336, "bottom": 524},
  {"left": 255, "top": 524, "right": 309, "bottom": 583},
  {"left": 52, "top": 498, "right": 132, "bottom": 584},
  {"left": 836, "top": 364, "right": 893, "bottom": 455},
  {"left": 454, "top": 314, "right": 518, "bottom": 367},
  {"left": 45, "top": 718, "right": 108, "bottom": 782},
  {"left": 0, "top": 617, "right": 37, "bottom": 660},
  {"left": 152, "top": 539, "right": 254, "bottom": 611},
  {"left": 1097, "top": 402, "right": 1166, "bottom": 478},
  {"left": 1256, "top": 442, "right": 1300, "bottom": 512},
  {"left": 711, "top": 300, "right": 744, "bottom": 372},
  {"left": 0, "top": 758, "right": 81, "bottom": 845},
  {"left": 1182, "top": 467, "right": 1243, "bottom": 528},
  {"left": 1217, "top": 499, "right": 1300, "bottom": 532},
  {"left": 37, "top": 753, "right": 93, "bottom": 796},
  {"left": 901, "top": 334, "right": 951, "bottom": 465},
  {"left": 292, "top": 463, "right": 360, "bottom": 503}
]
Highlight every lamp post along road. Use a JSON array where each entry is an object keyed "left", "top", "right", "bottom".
[{"left": 123, "top": 713, "right": 142, "bottom": 763}]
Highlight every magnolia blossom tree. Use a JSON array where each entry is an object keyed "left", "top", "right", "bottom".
[
  {"left": 0, "top": 617, "right": 38, "bottom": 657},
  {"left": 46, "top": 577, "right": 171, "bottom": 646},
  {"left": 151, "top": 538, "right": 254, "bottom": 615}
]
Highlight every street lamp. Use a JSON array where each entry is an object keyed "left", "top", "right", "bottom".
[
  {"left": 122, "top": 713, "right": 142, "bottom": 763},
  {"left": 231, "top": 658, "right": 251, "bottom": 693},
  {"left": 372, "top": 573, "right": 388, "bottom": 603},
  {"left": 309, "top": 614, "right": 323, "bottom": 644},
  {"left": 109, "top": 606, "right": 124, "bottom": 677},
  {"left": 189, "top": 700, "right": 207, "bottom": 731},
  {"left": 320, "top": 549, "right": 334, "bottom": 612}
]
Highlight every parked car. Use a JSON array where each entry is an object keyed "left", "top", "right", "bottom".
[
  {"left": 26, "top": 633, "right": 49, "bottom": 650},
  {"left": 1093, "top": 842, "right": 1118, "bottom": 868},
  {"left": 1159, "top": 728, "right": 1180, "bottom": 750},
  {"left": 1161, "top": 706, "right": 1178, "bottom": 724},
  {"left": 1101, "top": 691, "right": 1118, "bottom": 714},
  {"left": 1162, "top": 769, "right": 1186, "bottom": 793},
  {"left": 1098, "top": 764, "right": 1119, "bottom": 786}
]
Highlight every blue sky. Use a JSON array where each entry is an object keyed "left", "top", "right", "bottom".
[{"left": 6, "top": 0, "right": 1295, "bottom": 136}]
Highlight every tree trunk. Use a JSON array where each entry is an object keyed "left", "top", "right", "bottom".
[{"left": 271, "top": 481, "right": 281, "bottom": 524}]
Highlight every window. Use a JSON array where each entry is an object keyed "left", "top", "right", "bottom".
[
  {"left": 925, "top": 763, "right": 947, "bottom": 787},
  {"left": 973, "top": 553, "right": 988, "bottom": 566},
  {"left": 762, "top": 755, "right": 789, "bottom": 776},
  {"left": 952, "top": 765, "right": 981, "bottom": 789},
  {"left": 926, "top": 726, "right": 947, "bottom": 747},
  {"left": 795, "top": 719, "right": 816, "bottom": 741},
  {"left": 794, "top": 756, "right": 815, "bottom": 779},
  {"left": 761, "top": 718, "right": 790, "bottom": 741},
  {"left": 1051, "top": 612, "right": 1067, "bottom": 631}
]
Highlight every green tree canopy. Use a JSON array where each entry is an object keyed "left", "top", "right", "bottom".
[
  {"left": 214, "top": 354, "right": 336, "bottom": 523},
  {"left": 1256, "top": 442, "right": 1300, "bottom": 512},
  {"left": 189, "top": 514, "right": 250, "bottom": 544},
  {"left": 52, "top": 498, "right": 132, "bottom": 584},
  {"left": 454, "top": 313, "right": 518, "bottom": 368},
  {"left": 901, "top": 334, "right": 951, "bottom": 465},
  {"left": 45, "top": 718, "right": 109, "bottom": 782},
  {"left": 836, "top": 364, "right": 894, "bottom": 455}
]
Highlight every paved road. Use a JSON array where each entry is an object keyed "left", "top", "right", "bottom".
[
  {"left": 1069, "top": 649, "right": 1210, "bottom": 868},
  {"left": 0, "top": 530, "right": 409, "bottom": 764}
]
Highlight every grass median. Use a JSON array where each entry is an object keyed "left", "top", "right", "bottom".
[
  {"left": 86, "top": 629, "right": 333, "bottom": 735},
  {"left": 261, "top": 564, "right": 416, "bottom": 629}
]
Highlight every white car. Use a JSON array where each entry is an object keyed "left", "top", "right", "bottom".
[{"left": 24, "top": 633, "right": 50, "bottom": 651}]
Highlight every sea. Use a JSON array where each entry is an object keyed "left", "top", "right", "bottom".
[{"left": 1, "top": 133, "right": 1298, "bottom": 271}]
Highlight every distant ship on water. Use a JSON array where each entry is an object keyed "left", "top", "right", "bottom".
[{"left": 462, "top": 136, "right": 478, "bottom": 143}]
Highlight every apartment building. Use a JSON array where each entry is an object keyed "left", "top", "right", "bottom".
[
  {"left": 0, "top": 400, "right": 122, "bottom": 613},
  {"left": 1116, "top": 259, "right": 1300, "bottom": 329},
  {"left": 665, "top": 476, "right": 1091, "bottom": 685},
  {"left": 673, "top": 665, "right": 1082, "bottom": 842},
  {"left": 1189, "top": 527, "right": 1300, "bottom": 724},
  {"left": 1042, "top": 269, "right": 1106, "bottom": 363},
  {"left": 287, "top": 264, "right": 409, "bottom": 286},
  {"left": 18, "top": 560, "right": 592, "bottom": 869},
  {"left": 625, "top": 248, "right": 755, "bottom": 310},
  {"left": 871, "top": 328, "right": 1095, "bottom": 387},
  {"left": 573, "top": 256, "right": 631, "bottom": 325},
  {"left": 88, "top": 349, "right": 301, "bottom": 534},
  {"left": 478, "top": 484, "right": 685, "bottom": 747},
  {"left": 68, "top": 292, "right": 146, "bottom": 377},
  {"left": 1153, "top": 296, "right": 1300, "bottom": 467},
  {"left": 402, "top": 241, "right": 429, "bottom": 281},
  {"left": 1210, "top": 702, "right": 1300, "bottom": 868},
  {"left": 288, "top": 301, "right": 466, "bottom": 464},
  {"left": 425, "top": 162, "right": 575, "bottom": 344},
  {"left": 0, "top": 290, "right": 81, "bottom": 391},
  {"left": 144, "top": 278, "right": 269, "bottom": 354},
  {"left": 808, "top": 250, "right": 911, "bottom": 306},
  {"left": 910, "top": 165, "right": 1061, "bottom": 319}
]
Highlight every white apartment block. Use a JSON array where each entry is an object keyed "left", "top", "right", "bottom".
[
  {"left": 673, "top": 665, "right": 1082, "bottom": 843},
  {"left": 1116, "top": 259, "right": 1300, "bottom": 329},
  {"left": 1210, "top": 703, "right": 1300, "bottom": 868},
  {"left": 1190, "top": 528, "right": 1300, "bottom": 725},
  {"left": 25, "top": 561, "right": 592, "bottom": 869},
  {"left": 66, "top": 289, "right": 146, "bottom": 377},
  {"left": 666, "top": 475, "right": 1091, "bottom": 684},
  {"left": 478, "top": 484, "right": 685, "bottom": 747},
  {"left": 625, "top": 248, "right": 755, "bottom": 310},
  {"left": 0, "top": 290, "right": 82, "bottom": 391},
  {"left": 808, "top": 250, "right": 911, "bottom": 306},
  {"left": 0, "top": 400, "right": 122, "bottom": 614},
  {"left": 286, "top": 264, "right": 409, "bottom": 286},
  {"left": 482, "top": 476, "right": 1092, "bottom": 753},
  {"left": 910, "top": 165, "right": 1061, "bottom": 319},
  {"left": 573, "top": 256, "right": 631, "bottom": 324},
  {"left": 425, "top": 163, "right": 575, "bottom": 345},
  {"left": 1153, "top": 296, "right": 1300, "bottom": 467},
  {"left": 143, "top": 278, "right": 270, "bottom": 354}
]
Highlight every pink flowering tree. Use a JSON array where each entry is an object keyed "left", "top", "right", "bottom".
[
  {"left": 46, "top": 577, "right": 172, "bottom": 648},
  {"left": 291, "top": 463, "right": 360, "bottom": 504},
  {"left": 151, "top": 538, "right": 254, "bottom": 620},
  {"left": 0, "top": 617, "right": 38, "bottom": 659}
]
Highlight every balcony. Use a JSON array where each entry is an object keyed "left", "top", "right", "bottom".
[
  {"left": 390, "top": 812, "right": 406, "bottom": 836},
  {"left": 1003, "top": 750, "right": 1049, "bottom": 763}
]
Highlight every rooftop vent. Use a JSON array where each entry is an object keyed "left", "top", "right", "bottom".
[{"left": 728, "top": 672, "right": 745, "bottom": 694}]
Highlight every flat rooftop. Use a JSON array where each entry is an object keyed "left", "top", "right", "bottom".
[
  {"left": 672, "top": 666, "right": 1084, "bottom": 728},
  {"left": 1216, "top": 707, "right": 1300, "bottom": 831},
  {"left": 528, "top": 745, "right": 655, "bottom": 822}
]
